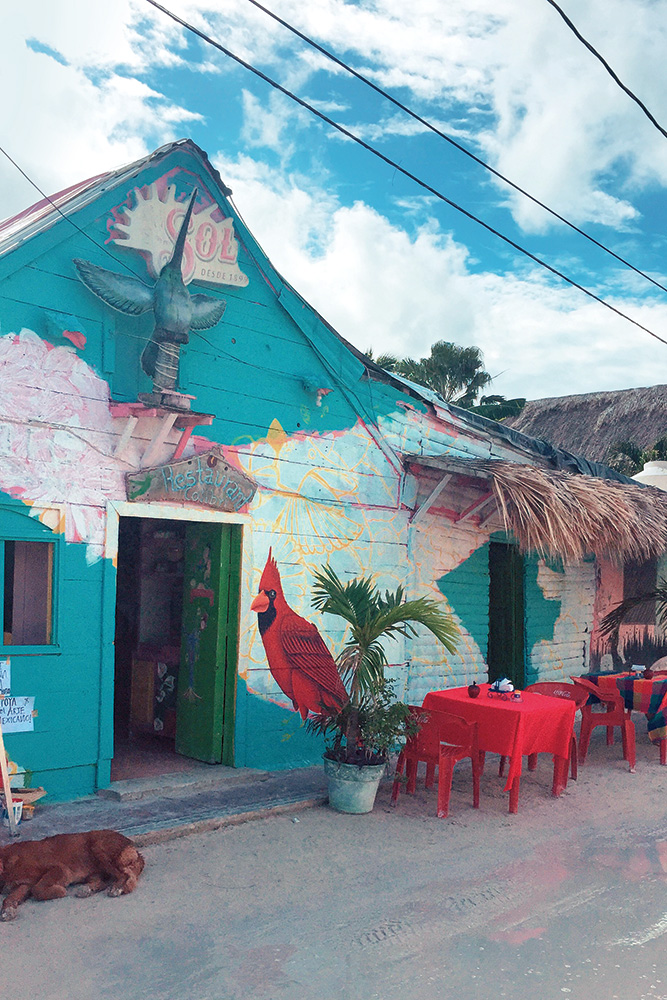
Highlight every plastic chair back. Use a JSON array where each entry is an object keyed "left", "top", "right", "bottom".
[
  {"left": 401, "top": 705, "right": 443, "bottom": 760},
  {"left": 402, "top": 707, "right": 479, "bottom": 759},
  {"left": 436, "top": 711, "right": 480, "bottom": 755},
  {"left": 525, "top": 681, "right": 588, "bottom": 709},
  {"left": 569, "top": 675, "right": 622, "bottom": 707}
]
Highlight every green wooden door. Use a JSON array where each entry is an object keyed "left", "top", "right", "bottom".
[
  {"left": 487, "top": 542, "right": 525, "bottom": 689},
  {"left": 175, "top": 522, "right": 242, "bottom": 763}
]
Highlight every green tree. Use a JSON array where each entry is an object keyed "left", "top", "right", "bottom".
[
  {"left": 365, "top": 341, "right": 525, "bottom": 420},
  {"left": 393, "top": 341, "right": 492, "bottom": 406},
  {"left": 468, "top": 394, "right": 526, "bottom": 420},
  {"left": 605, "top": 436, "right": 667, "bottom": 476},
  {"left": 364, "top": 348, "right": 400, "bottom": 371}
]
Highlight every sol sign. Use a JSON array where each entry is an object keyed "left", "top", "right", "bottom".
[{"left": 109, "top": 180, "right": 249, "bottom": 289}]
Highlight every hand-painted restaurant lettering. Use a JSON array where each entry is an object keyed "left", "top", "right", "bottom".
[{"left": 126, "top": 449, "right": 257, "bottom": 512}]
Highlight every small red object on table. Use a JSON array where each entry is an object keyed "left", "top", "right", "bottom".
[{"left": 422, "top": 684, "right": 576, "bottom": 814}]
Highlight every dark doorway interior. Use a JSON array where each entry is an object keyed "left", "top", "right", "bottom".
[
  {"left": 487, "top": 541, "right": 525, "bottom": 690},
  {"left": 113, "top": 517, "right": 187, "bottom": 781}
]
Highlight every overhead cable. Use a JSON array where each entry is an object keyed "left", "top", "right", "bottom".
[
  {"left": 241, "top": 0, "right": 667, "bottom": 297},
  {"left": 144, "top": 0, "right": 667, "bottom": 348},
  {"left": 545, "top": 0, "right": 667, "bottom": 141},
  {"left": 0, "top": 146, "right": 148, "bottom": 280}
]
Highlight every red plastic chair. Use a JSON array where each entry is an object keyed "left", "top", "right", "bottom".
[
  {"left": 391, "top": 706, "right": 481, "bottom": 818},
  {"left": 496, "top": 682, "right": 584, "bottom": 787},
  {"left": 526, "top": 681, "right": 587, "bottom": 781},
  {"left": 570, "top": 676, "right": 636, "bottom": 772}
]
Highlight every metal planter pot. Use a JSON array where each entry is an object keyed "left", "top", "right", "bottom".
[{"left": 323, "top": 756, "right": 386, "bottom": 814}]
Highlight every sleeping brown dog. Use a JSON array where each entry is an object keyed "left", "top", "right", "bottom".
[{"left": 0, "top": 829, "right": 144, "bottom": 920}]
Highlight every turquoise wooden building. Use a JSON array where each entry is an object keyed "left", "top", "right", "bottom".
[{"left": 0, "top": 139, "right": 663, "bottom": 801}]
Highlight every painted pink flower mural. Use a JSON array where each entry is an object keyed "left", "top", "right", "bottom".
[{"left": 0, "top": 330, "right": 126, "bottom": 556}]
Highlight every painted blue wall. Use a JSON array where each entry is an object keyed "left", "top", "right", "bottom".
[
  {"left": 0, "top": 494, "right": 109, "bottom": 800},
  {"left": 0, "top": 145, "right": 413, "bottom": 799}
]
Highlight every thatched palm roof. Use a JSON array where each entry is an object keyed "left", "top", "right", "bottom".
[
  {"left": 487, "top": 460, "right": 667, "bottom": 563},
  {"left": 505, "top": 385, "right": 667, "bottom": 462},
  {"left": 406, "top": 455, "right": 667, "bottom": 564}
]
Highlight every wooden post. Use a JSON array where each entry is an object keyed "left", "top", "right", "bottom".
[{"left": 0, "top": 697, "right": 18, "bottom": 837}]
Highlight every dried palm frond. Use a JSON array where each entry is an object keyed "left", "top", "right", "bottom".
[
  {"left": 506, "top": 384, "right": 667, "bottom": 463},
  {"left": 476, "top": 460, "right": 667, "bottom": 564}
]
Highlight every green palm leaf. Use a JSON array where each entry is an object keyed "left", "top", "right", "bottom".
[
  {"left": 312, "top": 566, "right": 459, "bottom": 701},
  {"left": 308, "top": 564, "right": 460, "bottom": 764},
  {"left": 599, "top": 580, "right": 667, "bottom": 636}
]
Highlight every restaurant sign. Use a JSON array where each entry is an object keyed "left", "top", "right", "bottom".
[
  {"left": 126, "top": 448, "right": 257, "bottom": 513},
  {"left": 109, "top": 180, "right": 249, "bottom": 289}
]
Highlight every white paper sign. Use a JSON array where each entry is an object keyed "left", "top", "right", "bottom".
[
  {"left": 0, "top": 659, "right": 9, "bottom": 697},
  {"left": 0, "top": 697, "right": 34, "bottom": 733}
]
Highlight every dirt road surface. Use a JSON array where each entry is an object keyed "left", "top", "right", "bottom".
[{"left": 3, "top": 733, "right": 667, "bottom": 1000}]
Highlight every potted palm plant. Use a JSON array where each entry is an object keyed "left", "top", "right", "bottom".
[{"left": 306, "top": 565, "right": 459, "bottom": 813}]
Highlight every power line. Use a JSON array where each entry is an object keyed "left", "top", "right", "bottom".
[
  {"left": 144, "top": 0, "right": 667, "bottom": 348},
  {"left": 240, "top": 0, "right": 667, "bottom": 298},
  {"left": 545, "top": 0, "right": 667, "bottom": 141},
  {"left": 0, "top": 146, "right": 148, "bottom": 280}
]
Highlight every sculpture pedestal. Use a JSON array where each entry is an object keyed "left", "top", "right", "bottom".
[{"left": 138, "top": 391, "right": 195, "bottom": 411}]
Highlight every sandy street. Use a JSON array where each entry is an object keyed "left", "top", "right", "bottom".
[{"left": 2, "top": 731, "right": 667, "bottom": 1000}]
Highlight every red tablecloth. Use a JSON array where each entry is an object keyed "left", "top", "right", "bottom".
[
  {"left": 423, "top": 684, "right": 576, "bottom": 794},
  {"left": 580, "top": 671, "right": 632, "bottom": 696}
]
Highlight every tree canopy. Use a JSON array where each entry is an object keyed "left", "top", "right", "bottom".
[
  {"left": 392, "top": 341, "right": 492, "bottom": 405},
  {"left": 605, "top": 436, "right": 667, "bottom": 476},
  {"left": 365, "top": 341, "right": 525, "bottom": 420}
]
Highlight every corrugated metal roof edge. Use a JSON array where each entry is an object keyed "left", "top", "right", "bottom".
[
  {"left": 445, "top": 401, "right": 638, "bottom": 484},
  {"left": 342, "top": 357, "right": 638, "bottom": 485}
]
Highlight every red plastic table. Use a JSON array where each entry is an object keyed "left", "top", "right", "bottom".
[{"left": 422, "top": 684, "right": 576, "bottom": 813}]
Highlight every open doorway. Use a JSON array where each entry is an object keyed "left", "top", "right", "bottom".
[
  {"left": 488, "top": 541, "right": 525, "bottom": 690},
  {"left": 112, "top": 517, "right": 187, "bottom": 780},
  {"left": 111, "top": 515, "right": 242, "bottom": 781}
]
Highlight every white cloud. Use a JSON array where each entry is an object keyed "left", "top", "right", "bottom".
[
  {"left": 196, "top": 0, "right": 667, "bottom": 233},
  {"left": 212, "top": 155, "right": 667, "bottom": 401},
  {"left": 6, "top": 0, "right": 667, "bottom": 238},
  {"left": 216, "top": 153, "right": 339, "bottom": 258},
  {"left": 0, "top": 1, "right": 196, "bottom": 219},
  {"left": 340, "top": 114, "right": 429, "bottom": 143},
  {"left": 330, "top": 0, "right": 667, "bottom": 232},
  {"left": 241, "top": 90, "right": 297, "bottom": 158}
]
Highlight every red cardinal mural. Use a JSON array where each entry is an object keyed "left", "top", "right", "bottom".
[{"left": 250, "top": 550, "right": 349, "bottom": 720}]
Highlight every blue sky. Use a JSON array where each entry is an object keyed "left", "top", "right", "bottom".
[{"left": 5, "top": 0, "right": 667, "bottom": 400}]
